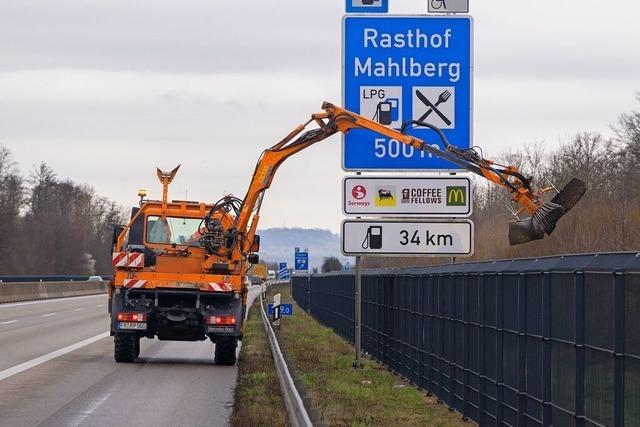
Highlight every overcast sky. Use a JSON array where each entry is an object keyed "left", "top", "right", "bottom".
[{"left": 1, "top": 0, "right": 638, "bottom": 231}]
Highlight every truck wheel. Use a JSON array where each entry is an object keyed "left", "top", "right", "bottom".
[
  {"left": 214, "top": 336, "right": 237, "bottom": 366},
  {"left": 135, "top": 337, "right": 141, "bottom": 358},
  {"left": 114, "top": 333, "right": 137, "bottom": 363}
]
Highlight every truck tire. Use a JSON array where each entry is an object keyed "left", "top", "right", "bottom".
[
  {"left": 114, "top": 333, "right": 137, "bottom": 363},
  {"left": 214, "top": 336, "right": 237, "bottom": 365},
  {"left": 135, "top": 337, "right": 141, "bottom": 358}
]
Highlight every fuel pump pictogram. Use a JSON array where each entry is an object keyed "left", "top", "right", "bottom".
[{"left": 360, "top": 87, "right": 402, "bottom": 128}]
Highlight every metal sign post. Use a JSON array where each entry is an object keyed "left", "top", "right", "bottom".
[{"left": 353, "top": 255, "right": 363, "bottom": 368}]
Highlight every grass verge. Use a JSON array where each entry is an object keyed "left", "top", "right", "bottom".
[
  {"left": 267, "top": 282, "right": 471, "bottom": 427},
  {"left": 230, "top": 297, "right": 288, "bottom": 427}
]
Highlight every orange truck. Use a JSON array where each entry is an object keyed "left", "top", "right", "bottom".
[{"left": 109, "top": 102, "right": 584, "bottom": 364}]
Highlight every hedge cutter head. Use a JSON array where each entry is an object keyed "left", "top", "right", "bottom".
[{"left": 508, "top": 178, "right": 587, "bottom": 245}]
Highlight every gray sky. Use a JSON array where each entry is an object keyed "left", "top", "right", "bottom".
[{"left": 1, "top": 0, "right": 638, "bottom": 231}]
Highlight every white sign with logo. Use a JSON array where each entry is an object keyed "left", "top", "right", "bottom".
[
  {"left": 343, "top": 176, "right": 472, "bottom": 217},
  {"left": 342, "top": 219, "right": 473, "bottom": 256},
  {"left": 427, "top": 0, "right": 469, "bottom": 13}
]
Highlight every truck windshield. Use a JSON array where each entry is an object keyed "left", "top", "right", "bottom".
[{"left": 146, "top": 216, "right": 204, "bottom": 247}]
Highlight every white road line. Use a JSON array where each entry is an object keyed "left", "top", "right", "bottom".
[
  {"left": 0, "top": 331, "right": 109, "bottom": 381},
  {"left": 95, "top": 304, "right": 104, "bottom": 308},
  {"left": 0, "top": 294, "right": 106, "bottom": 309},
  {"left": 41, "top": 313, "right": 57, "bottom": 317},
  {"left": 72, "top": 308, "right": 85, "bottom": 312},
  {"left": 0, "top": 320, "right": 18, "bottom": 325},
  {"left": 67, "top": 390, "right": 113, "bottom": 427}
]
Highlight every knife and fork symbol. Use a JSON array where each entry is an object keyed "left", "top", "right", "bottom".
[{"left": 416, "top": 89, "right": 452, "bottom": 126}]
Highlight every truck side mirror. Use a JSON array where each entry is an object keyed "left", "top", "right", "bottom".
[
  {"left": 112, "top": 225, "right": 125, "bottom": 248},
  {"left": 250, "top": 235, "right": 260, "bottom": 252},
  {"left": 248, "top": 254, "right": 259, "bottom": 264}
]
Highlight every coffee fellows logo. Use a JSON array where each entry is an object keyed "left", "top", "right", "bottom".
[{"left": 446, "top": 186, "right": 466, "bottom": 206}]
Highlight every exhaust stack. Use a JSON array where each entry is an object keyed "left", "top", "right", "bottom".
[{"left": 508, "top": 178, "right": 587, "bottom": 245}]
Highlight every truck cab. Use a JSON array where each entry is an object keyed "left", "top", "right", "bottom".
[{"left": 109, "top": 167, "right": 251, "bottom": 365}]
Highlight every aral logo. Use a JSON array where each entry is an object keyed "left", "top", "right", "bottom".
[
  {"left": 446, "top": 186, "right": 466, "bottom": 206},
  {"left": 374, "top": 186, "right": 396, "bottom": 207}
]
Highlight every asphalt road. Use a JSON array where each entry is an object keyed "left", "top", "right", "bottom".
[{"left": 0, "top": 288, "right": 261, "bottom": 427}]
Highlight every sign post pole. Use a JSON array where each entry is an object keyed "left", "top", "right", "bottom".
[{"left": 353, "top": 255, "right": 363, "bottom": 368}]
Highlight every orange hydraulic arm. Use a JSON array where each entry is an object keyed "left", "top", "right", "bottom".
[{"left": 221, "top": 102, "right": 585, "bottom": 251}]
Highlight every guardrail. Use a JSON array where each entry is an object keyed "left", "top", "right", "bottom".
[
  {"left": 0, "top": 275, "right": 108, "bottom": 283},
  {"left": 0, "top": 281, "right": 108, "bottom": 303},
  {"left": 259, "top": 291, "right": 313, "bottom": 427},
  {"left": 292, "top": 252, "right": 640, "bottom": 427}
]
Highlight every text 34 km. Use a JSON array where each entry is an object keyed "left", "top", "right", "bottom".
[{"left": 400, "top": 229, "right": 453, "bottom": 247}]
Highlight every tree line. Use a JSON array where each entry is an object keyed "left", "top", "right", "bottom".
[
  {"left": 0, "top": 149, "right": 125, "bottom": 276},
  {"left": 364, "top": 95, "right": 640, "bottom": 268}
]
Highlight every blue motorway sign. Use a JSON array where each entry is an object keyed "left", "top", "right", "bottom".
[
  {"left": 267, "top": 304, "right": 294, "bottom": 316},
  {"left": 343, "top": 16, "right": 473, "bottom": 170},
  {"left": 346, "top": 0, "right": 388, "bottom": 14},
  {"left": 295, "top": 251, "right": 309, "bottom": 270}
]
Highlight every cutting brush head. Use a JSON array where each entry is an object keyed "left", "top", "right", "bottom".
[{"left": 508, "top": 178, "right": 587, "bottom": 246}]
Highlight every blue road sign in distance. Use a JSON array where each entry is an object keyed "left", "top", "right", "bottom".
[
  {"left": 278, "top": 262, "right": 289, "bottom": 279},
  {"left": 295, "top": 251, "right": 309, "bottom": 270},
  {"left": 346, "top": 0, "right": 388, "bottom": 14},
  {"left": 267, "top": 304, "right": 294, "bottom": 316},
  {"left": 343, "top": 16, "right": 473, "bottom": 170}
]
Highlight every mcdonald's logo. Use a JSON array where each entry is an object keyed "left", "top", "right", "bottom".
[{"left": 446, "top": 186, "right": 466, "bottom": 206}]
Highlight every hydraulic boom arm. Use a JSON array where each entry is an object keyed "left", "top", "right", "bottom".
[{"left": 228, "top": 102, "right": 585, "bottom": 251}]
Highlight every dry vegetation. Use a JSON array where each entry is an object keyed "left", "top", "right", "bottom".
[
  {"left": 365, "top": 96, "right": 640, "bottom": 268},
  {"left": 0, "top": 154, "right": 125, "bottom": 275}
]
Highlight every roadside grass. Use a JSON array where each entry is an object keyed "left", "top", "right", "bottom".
[
  {"left": 230, "top": 298, "right": 288, "bottom": 427},
  {"left": 267, "top": 283, "right": 470, "bottom": 427}
]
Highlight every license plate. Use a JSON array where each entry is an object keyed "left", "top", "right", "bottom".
[{"left": 118, "top": 322, "right": 147, "bottom": 330}]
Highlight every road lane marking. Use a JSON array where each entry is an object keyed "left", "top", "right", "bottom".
[
  {"left": 41, "top": 313, "right": 57, "bottom": 317},
  {"left": 0, "top": 320, "right": 18, "bottom": 325},
  {"left": 67, "top": 390, "right": 113, "bottom": 426},
  {"left": 0, "top": 331, "right": 109, "bottom": 381},
  {"left": 95, "top": 304, "right": 104, "bottom": 308},
  {"left": 72, "top": 308, "right": 85, "bottom": 312},
  {"left": 0, "top": 294, "right": 106, "bottom": 309}
]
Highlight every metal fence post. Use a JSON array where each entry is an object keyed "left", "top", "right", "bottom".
[
  {"left": 517, "top": 273, "right": 527, "bottom": 426},
  {"left": 478, "top": 273, "right": 486, "bottom": 426},
  {"left": 542, "top": 272, "right": 552, "bottom": 426},
  {"left": 353, "top": 255, "right": 363, "bottom": 368},
  {"left": 613, "top": 271, "right": 625, "bottom": 427},
  {"left": 462, "top": 273, "right": 470, "bottom": 421},
  {"left": 307, "top": 274, "right": 311, "bottom": 314},
  {"left": 496, "top": 273, "right": 505, "bottom": 426},
  {"left": 575, "top": 271, "right": 586, "bottom": 427}
]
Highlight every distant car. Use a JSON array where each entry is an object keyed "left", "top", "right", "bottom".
[{"left": 87, "top": 276, "right": 103, "bottom": 282}]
